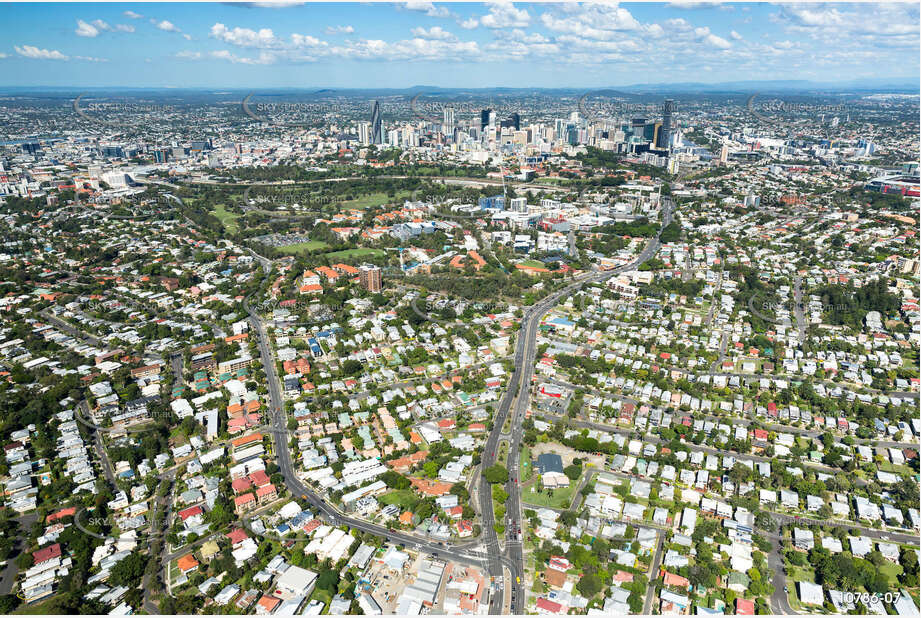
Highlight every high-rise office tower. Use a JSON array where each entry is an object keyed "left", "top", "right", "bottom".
[
  {"left": 480, "top": 109, "right": 491, "bottom": 131},
  {"left": 443, "top": 107, "right": 455, "bottom": 129},
  {"left": 660, "top": 99, "right": 675, "bottom": 151},
  {"left": 358, "top": 122, "right": 370, "bottom": 145},
  {"left": 370, "top": 101, "right": 383, "bottom": 145}
]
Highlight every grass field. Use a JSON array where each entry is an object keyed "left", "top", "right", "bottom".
[
  {"left": 341, "top": 190, "right": 413, "bottom": 209},
  {"left": 276, "top": 241, "right": 330, "bottom": 254},
  {"left": 521, "top": 444, "right": 532, "bottom": 481},
  {"left": 325, "top": 248, "right": 386, "bottom": 260},
  {"left": 519, "top": 259, "right": 547, "bottom": 269},
  {"left": 879, "top": 561, "right": 903, "bottom": 586},
  {"left": 787, "top": 565, "right": 815, "bottom": 583},
  {"left": 210, "top": 204, "right": 240, "bottom": 234},
  {"left": 14, "top": 598, "right": 62, "bottom": 614},
  {"left": 522, "top": 474, "right": 580, "bottom": 509},
  {"left": 379, "top": 489, "right": 420, "bottom": 510},
  {"left": 309, "top": 587, "right": 333, "bottom": 611}
]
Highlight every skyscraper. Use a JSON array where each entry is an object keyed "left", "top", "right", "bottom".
[
  {"left": 659, "top": 99, "right": 675, "bottom": 151},
  {"left": 443, "top": 107, "right": 455, "bottom": 129},
  {"left": 357, "top": 122, "right": 370, "bottom": 145},
  {"left": 370, "top": 101, "right": 382, "bottom": 145},
  {"left": 359, "top": 265, "right": 382, "bottom": 293},
  {"left": 480, "top": 109, "right": 491, "bottom": 131}
]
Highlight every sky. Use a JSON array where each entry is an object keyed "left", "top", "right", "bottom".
[{"left": 0, "top": 2, "right": 918, "bottom": 89}]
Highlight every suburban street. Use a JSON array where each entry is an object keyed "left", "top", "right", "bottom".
[
  {"left": 232, "top": 196, "right": 867, "bottom": 615},
  {"left": 237, "top": 196, "right": 681, "bottom": 613}
]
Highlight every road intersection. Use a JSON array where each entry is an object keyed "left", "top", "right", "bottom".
[{"left": 237, "top": 198, "right": 816, "bottom": 616}]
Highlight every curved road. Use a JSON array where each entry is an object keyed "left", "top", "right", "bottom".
[
  {"left": 235, "top": 197, "right": 674, "bottom": 613},
  {"left": 477, "top": 197, "right": 673, "bottom": 613}
]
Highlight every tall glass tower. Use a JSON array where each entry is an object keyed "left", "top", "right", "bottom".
[
  {"left": 660, "top": 99, "right": 675, "bottom": 151},
  {"left": 371, "top": 101, "right": 383, "bottom": 145}
]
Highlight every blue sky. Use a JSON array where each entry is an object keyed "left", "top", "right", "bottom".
[{"left": 0, "top": 2, "right": 918, "bottom": 88}]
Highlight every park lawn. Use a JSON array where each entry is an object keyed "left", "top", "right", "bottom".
[
  {"left": 519, "top": 259, "right": 547, "bottom": 269},
  {"left": 378, "top": 489, "right": 420, "bottom": 510},
  {"left": 14, "top": 598, "right": 64, "bottom": 615},
  {"left": 521, "top": 444, "right": 532, "bottom": 481},
  {"left": 787, "top": 565, "right": 816, "bottom": 583},
  {"left": 276, "top": 241, "right": 330, "bottom": 255},
  {"left": 309, "top": 587, "right": 333, "bottom": 611},
  {"left": 522, "top": 475, "right": 580, "bottom": 509},
  {"left": 325, "top": 248, "right": 386, "bottom": 260},
  {"left": 342, "top": 190, "right": 413, "bottom": 209},
  {"left": 210, "top": 204, "right": 240, "bottom": 234},
  {"left": 877, "top": 460, "right": 914, "bottom": 475},
  {"left": 878, "top": 561, "right": 903, "bottom": 586}
]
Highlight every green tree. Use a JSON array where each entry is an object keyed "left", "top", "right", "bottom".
[
  {"left": 576, "top": 573, "right": 603, "bottom": 598},
  {"left": 483, "top": 464, "right": 508, "bottom": 484}
]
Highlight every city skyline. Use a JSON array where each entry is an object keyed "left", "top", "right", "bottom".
[{"left": 0, "top": 2, "right": 918, "bottom": 89}]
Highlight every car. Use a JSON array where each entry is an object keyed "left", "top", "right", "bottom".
[
  {"left": 784, "top": 586, "right": 788, "bottom": 593},
  {"left": 516, "top": 576, "right": 520, "bottom": 584}
]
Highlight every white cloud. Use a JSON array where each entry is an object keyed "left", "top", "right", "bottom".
[
  {"left": 0, "top": 52, "right": 8, "bottom": 59},
  {"left": 458, "top": 17, "right": 479, "bottom": 29},
  {"left": 75, "top": 20, "right": 100, "bottom": 37},
  {"left": 540, "top": 4, "right": 642, "bottom": 39},
  {"left": 154, "top": 20, "right": 181, "bottom": 33},
  {"left": 325, "top": 25, "right": 354, "bottom": 35},
  {"left": 241, "top": 1, "right": 306, "bottom": 6},
  {"left": 667, "top": 1, "right": 723, "bottom": 8},
  {"left": 410, "top": 26, "right": 455, "bottom": 40},
  {"left": 123, "top": 10, "right": 143, "bottom": 19},
  {"left": 15, "top": 45, "right": 68, "bottom": 60},
  {"left": 480, "top": 3, "right": 530, "bottom": 28},
  {"left": 694, "top": 26, "right": 731, "bottom": 48},
  {"left": 210, "top": 23, "right": 282, "bottom": 48},
  {"left": 176, "top": 50, "right": 202, "bottom": 59},
  {"left": 210, "top": 49, "right": 277, "bottom": 64},
  {"left": 404, "top": 1, "right": 451, "bottom": 18},
  {"left": 508, "top": 29, "right": 548, "bottom": 43},
  {"left": 74, "top": 55, "right": 108, "bottom": 62},
  {"left": 329, "top": 37, "right": 480, "bottom": 61},
  {"left": 774, "top": 3, "right": 919, "bottom": 39},
  {"left": 730, "top": 30, "right": 742, "bottom": 40},
  {"left": 76, "top": 18, "right": 133, "bottom": 37},
  {"left": 291, "top": 33, "right": 326, "bottom": 48}
]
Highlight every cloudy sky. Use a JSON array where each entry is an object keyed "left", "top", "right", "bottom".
[{"left": 0, "top": 2, "right": 918, "bottom": 88}]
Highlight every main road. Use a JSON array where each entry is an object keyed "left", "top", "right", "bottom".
[
  {"left": 245, "top": 197, "right": 674, "bottom": 613},
  {"left": 476, "top": 197, "right": 673, "bottom": 613}
]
